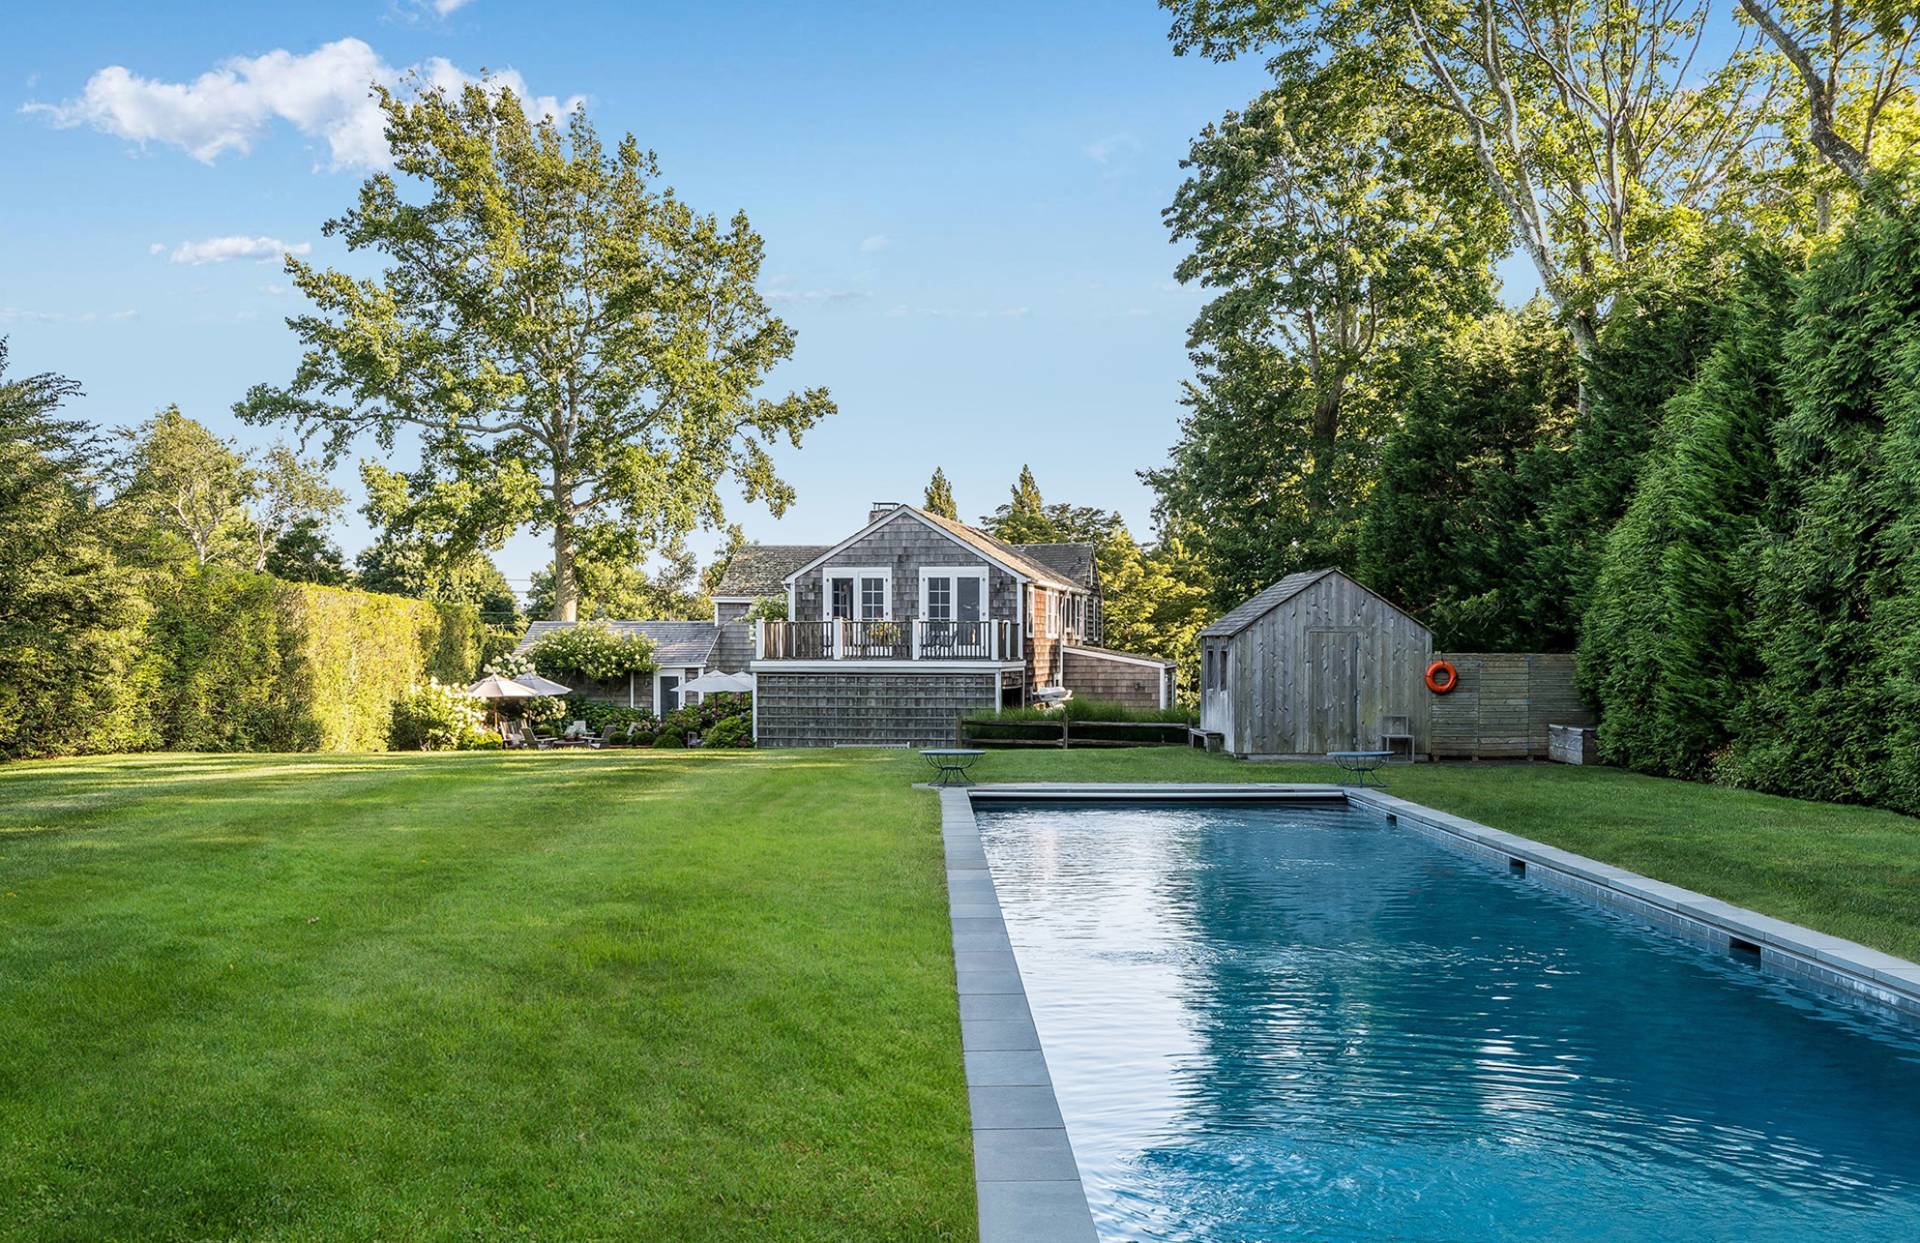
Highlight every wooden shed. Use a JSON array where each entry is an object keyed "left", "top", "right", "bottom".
[{"left": 1197, "top": 569, "right": 1433, "bottom": 759}]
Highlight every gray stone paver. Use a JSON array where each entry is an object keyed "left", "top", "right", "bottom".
[
  {"left": 941, "top": 787, "right": 1099, "bottom": 1242},
  {"left": 972, "top": 1127, "right": 1081, "bottom": 1180},
  {"left": 965, "top": 1049, "right": 1053, "bottom": 1086},
  {"left": 969, "top": 1085, "right": 1066, "bottom": 1130},
  {"left": 978, "top": 1181, "right": 1100, "bottom": 1243}
]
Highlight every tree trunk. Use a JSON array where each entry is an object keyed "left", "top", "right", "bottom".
[{"left": 551, "top": 477, "right": 579, "bottom": 621}]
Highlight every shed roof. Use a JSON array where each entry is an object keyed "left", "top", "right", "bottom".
[
  {"left": 711, "top": 544, "right": 830, "bottom": 598},
  {"left": 1199, "top": 568, "right": 1430, "bottom": 639},
  {"left": 1012, "top": 541, "right": 1097, "bottom": 589},
  {"left": 515, "top": 620, "right": 720, "bottom": 667}
]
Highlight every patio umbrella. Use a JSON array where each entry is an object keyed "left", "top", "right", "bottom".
[
  {"left": 466, "top": 674, "right": 541, "bottom": 700},
  {"left": 465, "top": 674, "right": 541, "bottom": 734},
  {"left": 682, "top": 671, "right": 754, "bottom": 695},
  {"left": 512, "top": 672, "right": 572, "bottom": 697}
]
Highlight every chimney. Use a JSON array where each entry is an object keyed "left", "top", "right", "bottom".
[{"left": 868, "top": 501, "right": 903, "bottom": 524}]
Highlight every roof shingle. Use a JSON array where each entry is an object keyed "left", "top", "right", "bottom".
[
  {"left": 712, "top": 545, "right": 830, "bottom": 598},
  {"left": 515, "top": 620, "right": 720, "bottom": 667}
]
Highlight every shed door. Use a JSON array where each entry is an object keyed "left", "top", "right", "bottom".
[{"left": 1308, "top": 629, "right": 1360, "bottom": 753}]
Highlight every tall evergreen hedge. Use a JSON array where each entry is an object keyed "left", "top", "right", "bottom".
[
  {"left": 1578, "top": 250, "right": 1798, "bottom": 777},
  {"left": 143, "top": 569, "right": 485, "bottom": 752},
  {"left": 1582, "top": 209, "right": 1920, "bottom": 812},
  {"left": 1719, "top": 209, "right": 1920, "bottom": 811}
]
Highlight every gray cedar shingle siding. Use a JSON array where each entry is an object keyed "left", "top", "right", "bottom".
[
  {"left": 711, "top": 620, "right": 753, "bottom": 673},
  {"left": 1011, "top": 542, "right": 1096, "bottom": 589},
  {"left": 754, "top": 670, "right": 999, "bottom": 747},
  {"left": 1061, "top": 647, "right": 1173, "bottom": 710},
  {"left": 712, "top": 545, "right": 830, "bottom": 599},
  {"left": 791, "top": 515, "right": 1021, "bottom": 625},
  {"left": 1200, "top": 569, "right": 1433, "bottom": 757}
]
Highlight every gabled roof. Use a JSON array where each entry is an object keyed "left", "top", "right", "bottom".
[
  {"left": 784, "top": 504, "right": 1078, "bottom": 592},
  {"left": 1012, "top": 542, "right": 1097, "bottom": 589},
  {"left": 515, "top": 620, "right": 720, "bottom": 667},
  {"left": 1199, "top": 568, "right": 1431, "bottom": 639},
  {"left": 711, "top": 544, "right": 830, "bottom": 598}
]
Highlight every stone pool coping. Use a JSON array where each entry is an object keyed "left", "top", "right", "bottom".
[{"left": 943, "top": 781, "right": 1920, "bottom": 1241}]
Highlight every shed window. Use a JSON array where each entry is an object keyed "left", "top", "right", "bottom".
[{"left": 1205, "top": 648, "right": 1215, "bottom": 691}]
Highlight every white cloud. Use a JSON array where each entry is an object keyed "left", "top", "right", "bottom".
[
  {"left": 165, "top": 235, "right": 312, "bottom": 265},
  {"left": 25, "top": 37, "right": 581, "bottom": 172},
  {"left": 1083, "top": 132, "right": 1139, "bottom": 164},
  {"left": 858, "top": 233, "right": 891, "bottom": 254},
  {"left": 148, "top": 242, "right": 166, "bottom": 255},
  {"left": 428, "top": 0, "right": 475, "bottom": 13},
  {"left": 0, "top": 307, "right": 137, "bottom": 324},
  {"left": 765, "top": 287, "right": 869, "bottom": 305}
]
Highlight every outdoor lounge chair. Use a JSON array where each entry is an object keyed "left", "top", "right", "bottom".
[{"left": 589, "top": 724, "right": 620, "bottom": 749}]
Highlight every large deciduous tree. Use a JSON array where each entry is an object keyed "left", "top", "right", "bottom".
[
  {"left": 237, "top": 82, "right": 833, "bottom": 622},
  {"left": 1165, "top": 0, "right": 1788, "bottom": 358},
  {"left": 116, "top": 406, "right": 253, "bottom": 568},
  {"left": 1737, "top": 0, "right": 1918, "bottom": 204},
  {"left": 1166, "top": 73, "right": 1501, "bottom": 506}
]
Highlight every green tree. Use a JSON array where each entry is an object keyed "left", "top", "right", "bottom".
[
  {"left": 1098, "top": 524, "right": 1215, "bottom": 702},
  {"left": 266, "top": 516, "right": 353, "bottom": 586},
  {"left": 526, "top": 538, "right": 707, "bottom": 621},
  {"left": 1578, "top": 249, "right": 1798, "bottom": 776},
  {"left": 115, "top": 406, "right": 252, "bottom": 568},
  {"left": 354, "top": 461, "right": 522, "bottom": 622},
  {"left": 1359, "top": 302, "right": 1580, "bottom": 649},
  {"left": 1164, "top": 0, "right": 1788, "bottom": 358},
  {"left": 923, "top": 466, "right": 958, "bottom": 518},
  {"left": 1738, "top": 0, "right": 1919, "bottom": 206},
  {"left": 242, "top": 446, "right": 346, "bottom": 573},
  {"left": 980, "top": 466, "right": 1125, "bottom": 546},
  {"left": 1721, "top": 207, "right": 1920, "bottom": 810},
  {"left": 1166, "top": 73, "right": 1500, "bottom": 516},
  {"left": 237, "top": 82, "right": 834, "bottom": 622},
  {"left": 0, "top": 340, "right": 150, "bottom": 757}
]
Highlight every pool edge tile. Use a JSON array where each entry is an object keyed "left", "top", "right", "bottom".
[{"left": 942, "top": 789, "right": 1100, "bottom": 1243}]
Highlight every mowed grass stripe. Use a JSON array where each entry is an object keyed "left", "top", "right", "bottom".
[{"left": 0, "top": 752, "right": 970, "bottom": 1242}]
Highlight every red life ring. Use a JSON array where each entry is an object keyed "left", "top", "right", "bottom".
[{"left": 1425, "top": 660, "right": 1458, "bottom": 695}]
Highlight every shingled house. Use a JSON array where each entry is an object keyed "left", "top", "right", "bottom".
[
  {"left": 749, "top": 502, "right": 1172, "bottom": 746},
  {"left": 516, "top": 501, "right": 1173, "bottom": 745}
]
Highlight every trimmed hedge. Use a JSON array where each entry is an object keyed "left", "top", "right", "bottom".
[{"left": 141, "top": 569, "right": 485, "bottom": 753}]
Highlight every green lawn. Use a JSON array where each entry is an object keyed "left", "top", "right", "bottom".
[{"left": 4, "top": 747, "right": 1919, "bottom": 1241}]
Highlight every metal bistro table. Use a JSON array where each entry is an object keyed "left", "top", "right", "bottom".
[
  {"left": 1329, "top": 750, "right": 1392, "bottom": 787},
  {"left": 921, "top": 748, "right": 986, "bottom": 787}
]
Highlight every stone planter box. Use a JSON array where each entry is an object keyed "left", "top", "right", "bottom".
[{"left": 1548, "top": 723, "right": 1600, "bottom": 765}]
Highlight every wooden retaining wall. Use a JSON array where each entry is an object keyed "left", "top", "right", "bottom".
[{"left": 1429, "top": 653, "right": 1594, "bottom": 759}]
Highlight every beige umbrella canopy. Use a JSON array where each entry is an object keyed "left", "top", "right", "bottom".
[
  {"left": 682, "top": 671, "right": 754, "bottom": 695},
  {"left": 467, "top": 674, "right": 542, "bottom": 700},
  {"left": 512, "top": 672, "right": 572, "bottom": 697}
]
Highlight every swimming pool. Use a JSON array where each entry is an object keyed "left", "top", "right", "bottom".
[{"left": 975, "top": 799, "right": 1920, "bottom": 1242}]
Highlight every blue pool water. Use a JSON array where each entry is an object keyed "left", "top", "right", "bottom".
[{"left": 976, "top": 801, "right": 1920, "bottom": 1242}]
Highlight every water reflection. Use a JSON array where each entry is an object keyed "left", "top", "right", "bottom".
[{"left": 980, "top": 802, "right": 1920, "bottom": 1242}]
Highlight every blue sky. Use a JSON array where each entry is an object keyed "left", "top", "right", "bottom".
[{"left": 6, "top": 2, "right": 1328, "bottom": 591}]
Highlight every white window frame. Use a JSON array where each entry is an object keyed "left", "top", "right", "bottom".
[
  {"left": 656, "top": 669, "right": 684, "bottom": 714},
  {"left": 821, "top": 566, "right": 891, "bottom": 620},
  {"left": 1045, "top": 590, "right": 1061, "bottom": 639},
  {"left": 917, "top": 566, "right": 990, "bottom": 623},
  {"left": 1023, "top": 585, "right": 1034, "bottom": 637}
]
